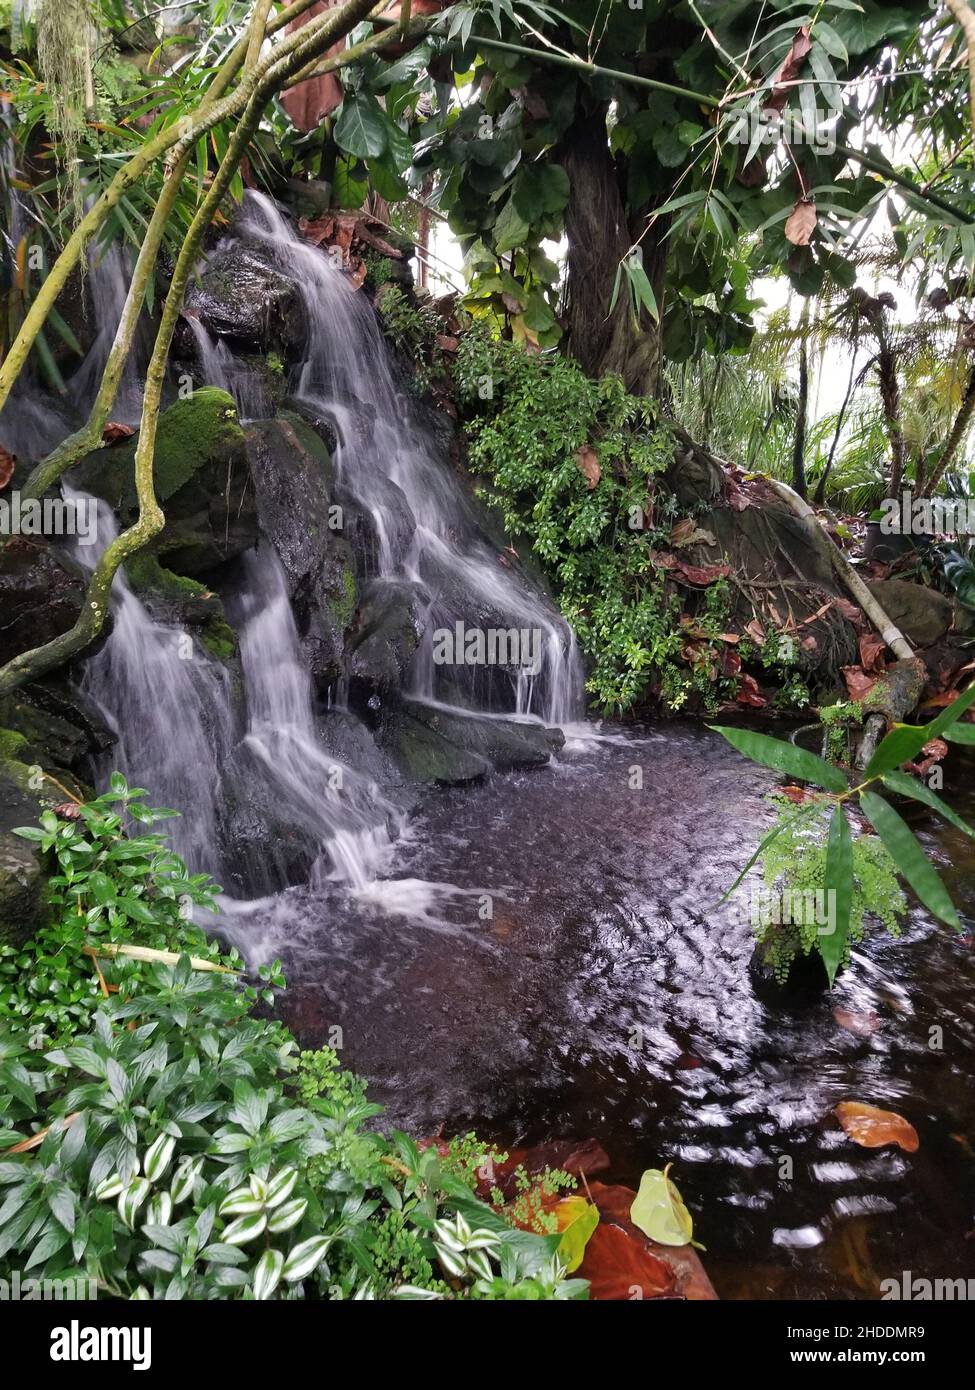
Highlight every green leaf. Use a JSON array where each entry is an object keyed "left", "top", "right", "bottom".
[
  {"left": 221, "top": 1211, "right": 267, "bottom": 1246},
  {"left": 334, "top": 94, "right": 388, "bottom": 160},
  {"left": 860, "top": 791, "right": 961, "bottom": 930},
  {"left": 282, "top": 1233, "right": 331, "bottom": 1282},
  {"left": 629, "top": 1165, "right": 694, "bottom": 1247},
  {"left": 927, "top": 680, "right": 975, "bottom": 739},
  {"left": 493, "top": 195, "right": 531, "bottom": 255},
  {"left": 881, "top": 770, "right": 975, "bottom": 840},
  {"left": 821, "top": 806, "right": 853, "bottom": 986},
  {"left": 709, "top": 726, "right": 849, "bottom": 791},
  {"left": 863, "top": 723, "right": 933, "bottom": 779},
  {"left": 253, "top": 1248, "right": 284, "bottom": 1301},
  {"left": 555, "top": 1197, "right": 599, "bottom": 1273},
  {"left": 944, "top": 724, "right": 975, "bottom": 745}
]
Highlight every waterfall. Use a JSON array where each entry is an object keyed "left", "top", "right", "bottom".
[
  {"left": 183, "top": 315, "right": 269, "bottom": 422},
  {"left": 62, "top": 191, "right": 590, "bottom": 918},
  {"left": 233, "top": 544, "right": 403, "bottom": 890},
  {"left": 69, "top": 496, "right": 235, "bottom": 874},
  {"left": 234, "top": 192, "right": 586, "bottom": 728}
]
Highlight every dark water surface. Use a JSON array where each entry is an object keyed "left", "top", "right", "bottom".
[{"left": 242, "top": 722, "right": 975, "bottom": 1299}]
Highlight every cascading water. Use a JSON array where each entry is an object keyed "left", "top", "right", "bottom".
[
  {"left": 232, "top": 192, "right": 585, "bottom": 728},
  {"left": 64, "top": 190, "right": 588, "bottom": 926},
  {"left": 69, "top": 495, "right": 235, "bottom": 873},
  {"left": 232, "top": 544, "right": 403, "bottom": 890},
  {"left": 182, "top": 315, "right": 269, "bottom": 422}
]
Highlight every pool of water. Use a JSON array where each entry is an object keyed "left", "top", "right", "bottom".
[{"left": 230, "top": 722, "right": 975, "bottom": 1299}]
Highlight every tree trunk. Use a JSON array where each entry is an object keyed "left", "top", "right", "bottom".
[
  {"left": 558, "top": 100, "right": 666, "bottom": 397},
  {"left": 791, "top": 306, "right": 810, "bottom": 500}
]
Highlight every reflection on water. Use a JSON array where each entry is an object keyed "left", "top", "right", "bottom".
[{"left": 223, "top": 722, "right": 975, "bottom": 1300}]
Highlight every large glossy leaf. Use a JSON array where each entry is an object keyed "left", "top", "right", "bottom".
[
  {"left": 944, "top": 724, "right": 975, "bottom": 745},
  {"left": 821, "top": 806, "right": 853, "bottom": 986},
  {"left": 860, "top": 791, "right": 960, "bottom": 930},
  {"left": 881, "top": 770, "right": 975, "bottom": 841},
  {"left": 333, "top": 94, "right": 388, "bottom": 160},
  {"left": 709, "top": 726, "right": 849, "bottom": 791}
]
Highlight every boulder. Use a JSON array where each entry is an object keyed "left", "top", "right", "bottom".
[
  {"left": 867, "top": 579, "right": 954, "bottom": 649},
  {"left": 184, "top": 243, "right": 306, "bottom": 357},
  {"left": 348, "top": 579, "right": 425, "bottom": 713},
  {"left": 70, "top": 387, "right": 258, "bottom": 576},
  {"left": 244, "top": 413, "right": 357, "bottom": 687},
  {"left": 383, "top": 710, "right": 490, "bottom": 786},
  {"left": 0, "top": 537, "right": 86, "bottom": 668},
  {"left": 382, "top": 700, "right": 564, "bottom": 785},
  {"left": 0, "top": 742, "right": 74, "bottom": 945}
]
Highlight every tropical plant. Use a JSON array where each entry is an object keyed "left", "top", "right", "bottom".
[{"left": 713, "top": 682, "right": 975, "bottom": 984}]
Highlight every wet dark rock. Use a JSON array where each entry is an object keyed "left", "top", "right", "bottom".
[
  {"left": 348, "top": 579, "right": 425, "bottom": 713},
  {"left": 0, "top": 743, "right": 86, "bottom": 946},
  {"left": 70, "top": 387, "right": 258, "bottom": 576},
  {"left": 244, "top": 413, "right": 356, "bottom": 687},
  {"left": 867, "top": 578, "right": 954, "bottom": 649},
  {"left": 0, "top": 537, "right": 86, "bottom": 668},
  {"left": 383, "top": 700, "right": 563, "bottom": 785},
  {"left": 382, "top": 709, "right": 490, "bottom": 786},
  {"left": 184, "top": 243, "right": 306, "bottom": 357}
]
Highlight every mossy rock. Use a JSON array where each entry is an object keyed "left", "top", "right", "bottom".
[
  {"left": 70, "top": 388, "right": 258, "bottom": 575},
  {"left": 0, "top": 758, "right": 68, "bottom": 946},
  {"left": 383, "top": 710, "right": 490, "bottom": 786},
  {"left": 123, "top": 552, "right": 239, "bottom": 663},
  {"left": 244, "top": 414, "right": 356, "bottom": 686}
]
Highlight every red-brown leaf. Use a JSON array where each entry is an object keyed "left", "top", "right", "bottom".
[
  {"left": 736, "top": 673, "right": 768, "bottom": 708},
  {"left": 767, "top": 25, "right": 813, "bottom": 113},
  {"left": 834, "top": 1101, "right": 919, "bottom": 1153},
  {"left": 842, "top": 665, "right": 879, "bottom": 702},
  {"left": 785, "top": 198, "right": 817, "bottom": 247},
  {"left": 575, "top": 444, "right": 600, "bottom": 490}
]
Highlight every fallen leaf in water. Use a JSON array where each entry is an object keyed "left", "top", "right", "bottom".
[
  {"left": 782, "top": 784, "right": 816, "bottom": 804},
  {"left": 785, "top": 198, "right": 817, "bottom": 247},
  {"left": 575, "top": 444, "right": 600, "bottom": 489},
  {"left": 832, "top": 1007, "right": 882, "bottom": 1037},
  {"left": 577, "top": 1220, "right": 677, "bottom": 1300},
  {"left": 0, "top": 445, "right": 14, "bottom": 489},
  {"left": 630, "top": 1165, "right": 695, "bottom": 1246},
  {"left": 834, "top": 1101, "right": 919, "bottom": 1153}
]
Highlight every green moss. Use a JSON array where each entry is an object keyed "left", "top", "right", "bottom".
[
  {"left": 125, "top": 552, "right": 208, "bottom": 601},
  {"left": 0, "top": 729, "right": 29, "bottom": 763},
  {"left": 150, "top": 388, "right": 244, "bottom": 500},
  {"left": 329, "top": 565, "right": 358, "bottom": 632},
  {"left": 199, "top": 617, "right": 239, "bottom": 663}
]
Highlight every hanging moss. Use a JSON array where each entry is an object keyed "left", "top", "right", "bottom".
[{"left": 36, "top": 0, "right": 94, "bottom": 229}]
